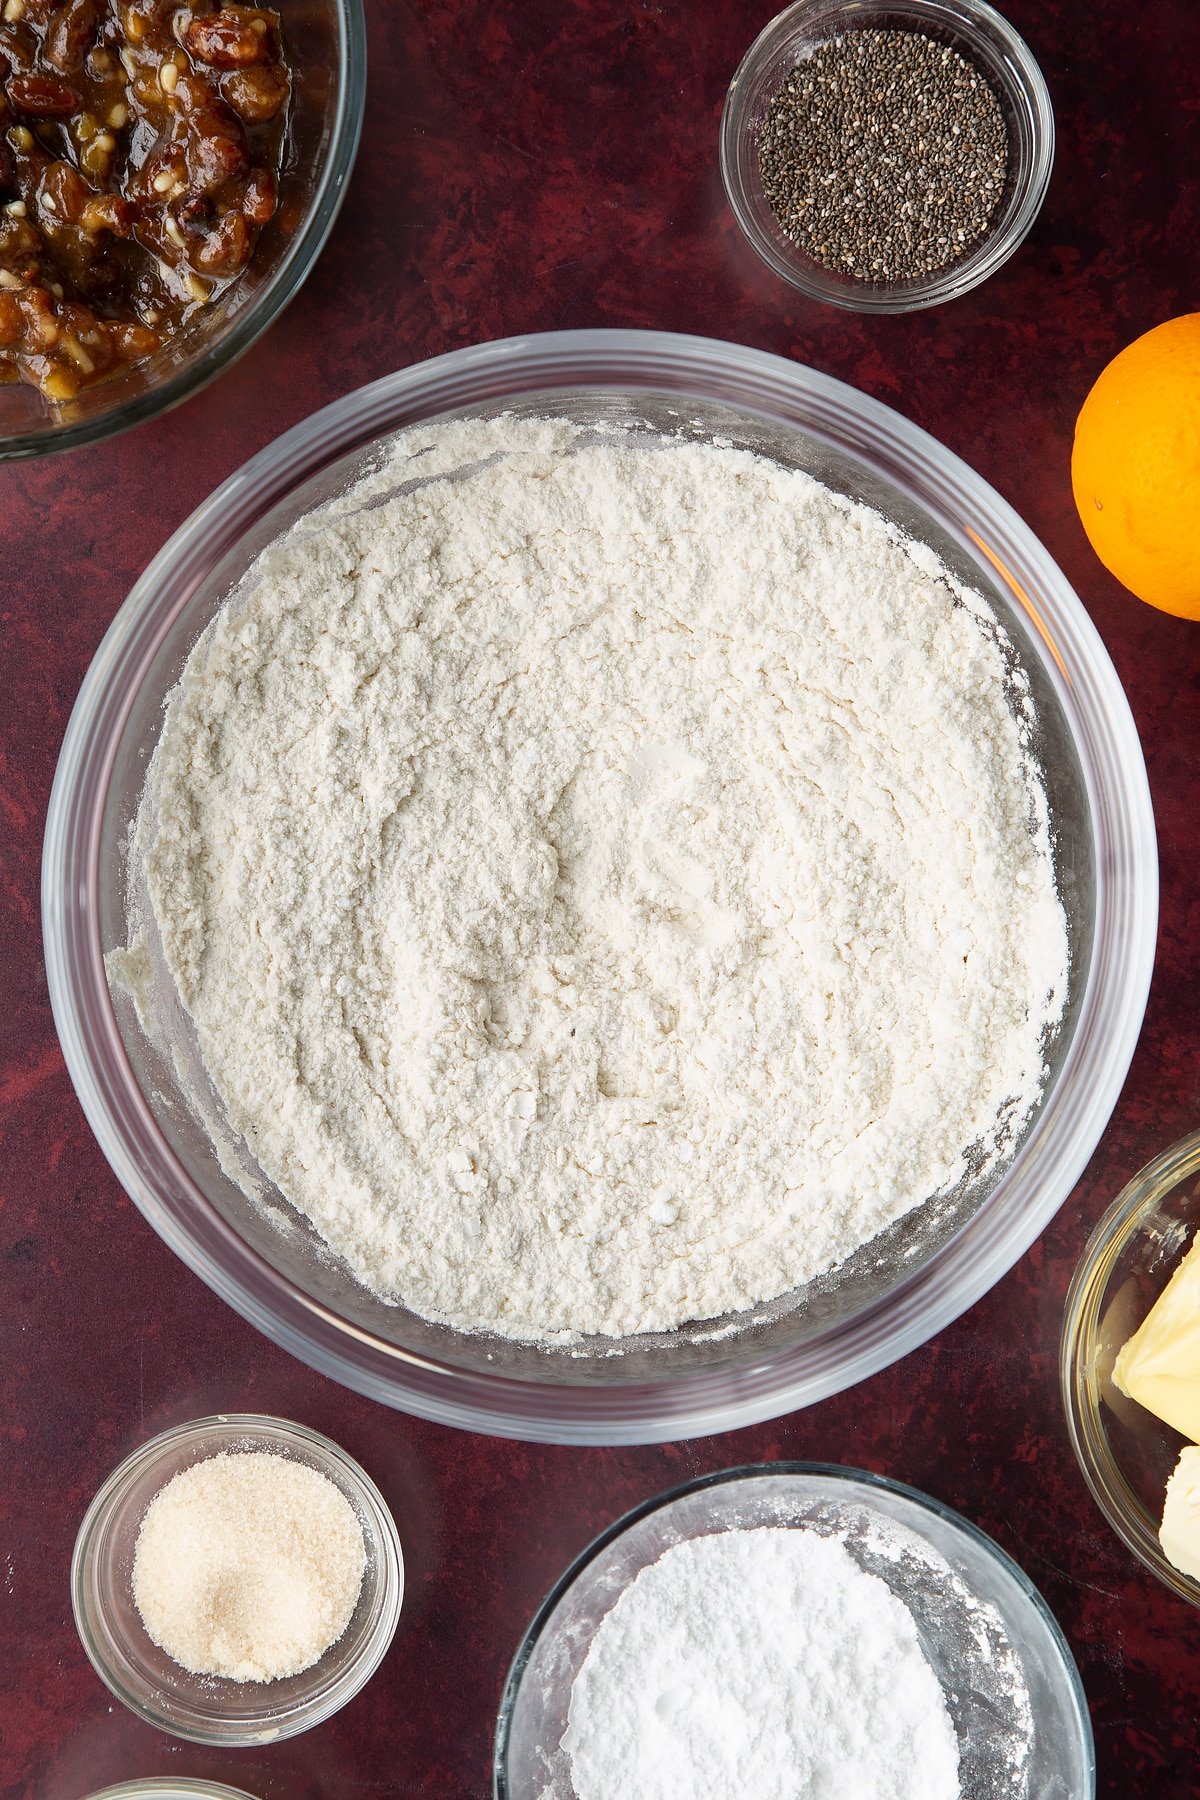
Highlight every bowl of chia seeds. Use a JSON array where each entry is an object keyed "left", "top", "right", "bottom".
[{"left": 720, "top": 0, "right": 1054, "bottom": 311}]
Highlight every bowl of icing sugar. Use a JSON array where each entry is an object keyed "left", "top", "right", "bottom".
[
  {"left": 42, "top": 328, "right": 1156, "bottom": 1444},
  {"left": 494, "top": 1463, "right": 1095, "bottom": 1799}
]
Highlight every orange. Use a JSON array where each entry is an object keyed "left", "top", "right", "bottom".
[{"left": 1070, "top": 313, "right": 1200, "bottom": 620}]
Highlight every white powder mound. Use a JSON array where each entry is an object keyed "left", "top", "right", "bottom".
[
  {"left": 118, "top": 414, "right": 1068, "bottom": 1342},
  {"left": 131, "top": 1451, "right": 366, "bottom": 1682},
  {"left": 562, "top": 1527, "right": 961, "bottom": 1800}
]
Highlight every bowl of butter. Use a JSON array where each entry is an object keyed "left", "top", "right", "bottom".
[{"left": 1062, "top": 1131, "right": 1200, "bottom": 1603}]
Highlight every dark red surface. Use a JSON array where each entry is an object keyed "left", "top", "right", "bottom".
[{"left": 2, "top": 2, "right": 1200, "bottom": 1795}]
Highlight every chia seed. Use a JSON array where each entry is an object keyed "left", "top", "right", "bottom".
[{"left": 756, "top": 29, "right": 1010, "bottom": 283}]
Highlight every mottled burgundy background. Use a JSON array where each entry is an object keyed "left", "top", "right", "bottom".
[{"left": 2, "top": 0, "right": 1200, "bottom": 1795}]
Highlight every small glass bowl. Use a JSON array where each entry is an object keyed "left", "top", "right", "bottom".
[
  {"left": 0, "top": 0, "right": 365, "bottom": 462},
  {"left": 85, "top": 1786, "right": 259, "bottom": 1800},
  {"left": 71, "top": 1414, "right": 403, "bottom": 1745},
  {"left": 1061, "top": 1131, "right": 1200, "bottom": 1608},
  {"left": 720, "top": 0, "right": 1055, "bottom": 311},
  {"left": 494, "top": 1463, "right": 1094, "bottom": 1798}
]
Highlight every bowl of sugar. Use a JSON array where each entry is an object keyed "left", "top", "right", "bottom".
[
  {"left": 494, "top": 1463, "right": 1094, "bottom": 1799},
  {"left": 71, "top": 1414, "right": 403, "bottom": 1744}
]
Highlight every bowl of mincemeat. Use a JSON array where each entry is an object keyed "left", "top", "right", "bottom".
[{"left": 0, "top": 0, "right": 364, "bottom": 459}]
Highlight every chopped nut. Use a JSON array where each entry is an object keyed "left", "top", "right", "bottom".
[
  {"left": 80, "top": 193, "right": 136, "bottom": 235},
  {"left": 163, "top": 214, "right": 185, "bottom": 247},
  {"left": 0, "top": 269, "right": 22, "bottom": 290},
  {"left": 184, "top": 271, "right": 210, "bottom": 303},
  {"left": 2, "top": 0, "right": 26, "bottom": 21},
  {"left": 5, "top": 200, "right": 27, "bottom": 218},
  {"left": 186, "top": 9, "right": 273, "bottom": 69},
  {"left": 223, "top": 62, "right": 288, "bottom": 125},
  {"left": 158, "top": 60, "right": 179, "bottom": 94},
  {"left": 193, "top": 204, "right": 248, "bottom": 272},
  {"left": 241, "top": 164, "right": 275, "bottom": 224},
  {"left": 94, "top": 131, "right": 116, "bottom": 152},
  {"left": 107, "top": 103, "right": 129, "bottom": 129},
  {"left": 59, "top": 334, "right": 95, "bottom": 373},
  {"left": 108, "top": 319, "right": 159, "bottom": 360},
  {"left": 152, "top": 169, "right": 175, "bottom": 193}
]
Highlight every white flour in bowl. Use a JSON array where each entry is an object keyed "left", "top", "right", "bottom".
[
  {"left": 113, "top": 414, "right": 1068, "bottom": 1342},
  {"left": 562, "top": 1527, "right": 960, "bottom": 1800}
]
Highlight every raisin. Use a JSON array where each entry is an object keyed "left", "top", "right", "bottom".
[
  {"left": 6, "top": 70, "right": 82, "bottom": 115},
  {"left": 45, "top": 0, "right": 103, "bottom": 75},
  {"left": 0, "top": 288, "right": 21, "bottom": 347},
  {"left": 0, "top": 212, "right": 40, "bottom": 260},
  {"left": 178, "top": 192, "right": 213, "bottom": 231},
  {"left": 39, "top": 156, "right": 89, "bottom": 222}
]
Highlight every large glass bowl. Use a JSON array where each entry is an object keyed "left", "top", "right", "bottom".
[
  {"left": 0, "top": 0, "right": 365, "bottom": 462},
  {"left": 494, "top": 1464, "right": 1095, "bottom": 1798},
  {"left": 42, "top": 329, "right": 1157, "bottom": 1444}
]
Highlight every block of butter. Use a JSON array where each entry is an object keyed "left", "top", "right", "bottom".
[
  {"left": 1112, "top": 1229, "right": 1200, "bottom": 1442},
  {"left": 1161, "top": 1447, "right": 1200, "bottom": 1583}
]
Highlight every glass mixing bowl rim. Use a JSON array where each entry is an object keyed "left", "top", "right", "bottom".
[
  {"left": 70, "top": 1412, "right": 404, "bottom": 1744},
  {"left": 1060, "top": 1129, "right": 1200, "bottom": 1609},
  {"left": 491, "top": 1459, "right": 1095, "bottom": 1798},
  {"left": 85, "top": 1786, "right": 261, "bottom": 1800},
  {"left": 719, "top": 0, "right": 1055, "bottom": 313},
  {"left": 42, "top": 327, "right": 1158, "bottom": 1443},
  {"left": 0, "top": 0, "right": 367, "bottom": 464}
]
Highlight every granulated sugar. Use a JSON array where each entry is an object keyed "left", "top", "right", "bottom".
[
  {"left": 563, "top": 1527, "right": 961, "bottom": 1800},
  {"left": 131, "top": 1451, "right": 366, "bottom": 1682},
  {"left": 116, "top": 415, "right": 1068, "bottom": 1342}
]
